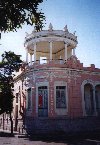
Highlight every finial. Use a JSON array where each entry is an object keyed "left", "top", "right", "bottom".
[
  {"left": 32, "top": 26, "right": 36, "bottom": 33},
  {"left": 73, "top": 31, "right": 76, "bottom": 35},
  {"left": 48, "top": 23, "right": 53, "bottom": 31},
  {"left": 64, "top": 25, "right": 68, "bottom": 32}
]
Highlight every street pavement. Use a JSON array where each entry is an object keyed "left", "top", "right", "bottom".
[
  {"left": 0, "top": 135, "right": 68, "bottom": 145},
  {"left": 0, "top": 129, "right": 100, "bottom": 145},
  {"left": 1, "top": 135, "right": 100, "bottom": 145},
  {"left": 0, "top": 129, "right": 70, "bottom": 145}
]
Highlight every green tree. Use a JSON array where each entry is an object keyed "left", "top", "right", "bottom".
[
  {"left": 0, "top": 75, "right": 13, "bottom": 114},
  {"left": 0, "top": 51, "right": 22, "bottom": 134},
  {"left": 0, "top": 0, "right": 45, "bottom": 32}
]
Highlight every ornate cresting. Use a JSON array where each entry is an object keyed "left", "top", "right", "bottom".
[{"left": 24, "top": 23, "right": 78, "bottom": 65}]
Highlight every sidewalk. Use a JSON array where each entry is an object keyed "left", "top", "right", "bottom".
[{"left": 0, "top": 129, "right": 19, "bottom": 137}]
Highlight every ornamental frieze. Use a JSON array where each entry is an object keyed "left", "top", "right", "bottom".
[{"left": 33, "top": 69, "right": 81, "bottom": 80}]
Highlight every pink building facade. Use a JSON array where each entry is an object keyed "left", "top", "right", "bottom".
[{"left": 14, "top": 24, "right": 100, "bottom": 134}]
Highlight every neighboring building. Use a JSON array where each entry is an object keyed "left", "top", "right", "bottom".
[
  {"left": 13, "top": 23, "right": 100, "bottom": 135},
  {"left": 13, "top": 69, "right": 26, "bottom": 132}
]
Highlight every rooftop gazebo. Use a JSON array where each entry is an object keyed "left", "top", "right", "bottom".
[{"left": 24, "top": 23, "right": 78, "bottom": 66}]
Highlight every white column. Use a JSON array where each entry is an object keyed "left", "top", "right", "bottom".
[
  {"left": 49, "top": 41, "right": 53, "bottom": 60},
  {"left": 30, "top": 53, "right": 32, "bottom": 65},
  {"left": 34, "top": 43, "right": 36, "bottom": 62},
  {"left": 73, "top": 48, "right": 75, "bottom": 56},
  {"left": 65, "top": 42, "right": 68, "bottom": 61},
  {"left": 26, "top": 48, "right": 28, "bottom": 63}
]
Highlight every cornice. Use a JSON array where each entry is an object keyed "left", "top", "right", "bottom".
[{"left": 24, "top": 29, "right": 78, "bottom": 47}]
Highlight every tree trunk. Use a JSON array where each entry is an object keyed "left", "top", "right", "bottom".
[
  {"left": 3, "top": 114, "right": 4, "bottom": 130},
  {"left": 14, "top": 116, "right": 18, "bottom": 131},
  {"left": 9, "top": 112, "right": 13, "bottom": 134}
]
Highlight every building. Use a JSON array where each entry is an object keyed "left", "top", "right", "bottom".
[{"left": 13, "top": 23, "right": 100, "bottom": 135}]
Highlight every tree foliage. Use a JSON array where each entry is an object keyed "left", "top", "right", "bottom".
[
  {"left": 1, "top": 51, "right": 22, "bottom": 75},
  {"left": 0, "top": 75, "right": 14, "bottom": 114},
  {"left": 0, "top": 0, "right": 45, "bottom": 32},
  {"left": 0, "top": 51, "right": 22, "bottom": 114}
]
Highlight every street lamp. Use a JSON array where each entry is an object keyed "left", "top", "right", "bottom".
[{"left": 0, "top": 88, "right": 5, "bottom": 130}]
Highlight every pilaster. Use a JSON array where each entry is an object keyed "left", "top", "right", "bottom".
[
  {"left": 64, "top": 42, "right": 68, "bottom": 61},
  {"left": 34, "top": 43, "right": 36, "bottom": 62},
  {"left": 49, "top": 41, "right": 53, "bottom": 60}
]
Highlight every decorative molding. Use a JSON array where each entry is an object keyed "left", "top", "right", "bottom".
[
  {"left": 94, "top": 81, "right": 100, "bottom": 87},
  {"left": 25, "top": 27, "right": 78, "bottom": 47}
]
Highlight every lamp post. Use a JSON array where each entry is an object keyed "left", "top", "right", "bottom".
[{"left": 0, "top": 88, "right": 5, "bottom": 130}]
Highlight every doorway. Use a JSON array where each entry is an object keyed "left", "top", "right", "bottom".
[
  {"left": 38, "top": 86, "right": 48, "bottom": 117},
  {"left": 84, "top": 83, "right": 94, "bottom": 115},
  {"left": 95, "top": 85, "right": 100, "bottom": 116}
]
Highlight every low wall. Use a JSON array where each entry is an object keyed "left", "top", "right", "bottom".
[{"left": 25, "top": 116, "right": 100, "bottom": 135}]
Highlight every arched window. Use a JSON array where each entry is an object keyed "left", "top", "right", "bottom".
[
  {"left": 95, "top": 85, "right": 100, "bottom": 116},
  {"left": 84, "top": 84, "right": 94, "bottom": 116}
]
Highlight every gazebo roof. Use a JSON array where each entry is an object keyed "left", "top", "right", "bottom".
[{"left": 24, "top": 23, "right": 78, "bottom": 55}]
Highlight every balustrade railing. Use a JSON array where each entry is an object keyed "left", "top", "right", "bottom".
[{"left": 28, "top": 59, "right": 65, "bottom": 66}]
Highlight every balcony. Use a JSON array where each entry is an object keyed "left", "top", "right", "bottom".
[{"left": 28, "top": 59, "right": 64, "bottom": 66}]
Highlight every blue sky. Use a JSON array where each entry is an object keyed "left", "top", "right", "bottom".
[{"left": 0, "top": 0, "right": 100, "bottom": 68}]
